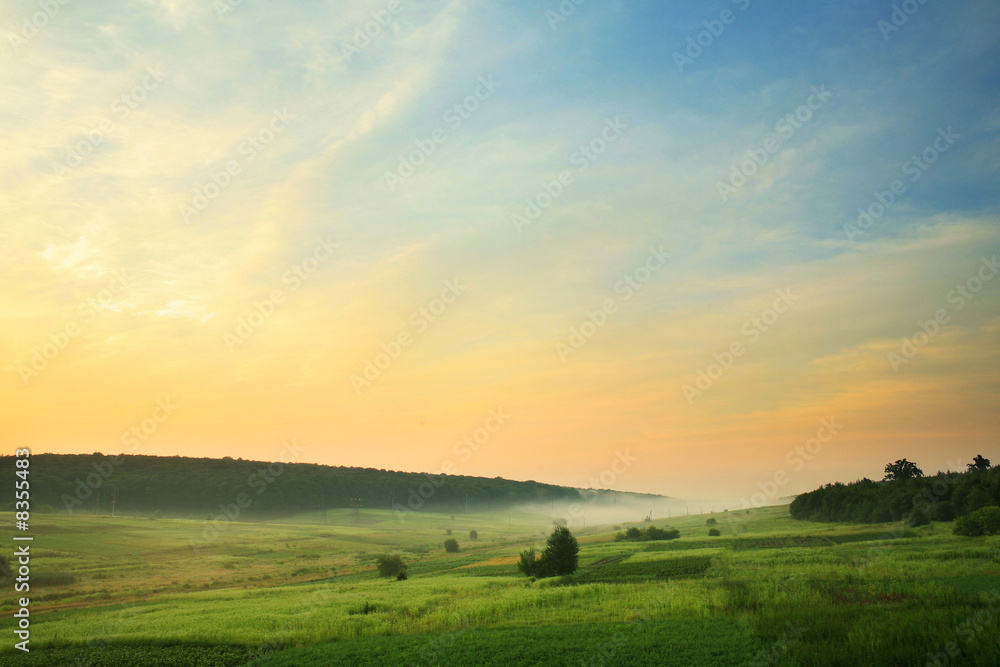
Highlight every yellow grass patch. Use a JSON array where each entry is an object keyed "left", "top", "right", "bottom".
[{"left": 458, "top": 556, "right": 519, "bottom": 568}]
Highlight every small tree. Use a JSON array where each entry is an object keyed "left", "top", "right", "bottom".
[
  {"left": 706, "top": 518, "right": 717, "bottom": 526},
  {"left": 444, "top": 538, "right": 459, "bottom": 553},
  {"left": 708, "top": 528, "right": 721, "bottom": 536},
  {"left": 539, "top": 526, "right": 578, "bottom": 577},
  {"left": 469, "top": 530, "right": 478, "bottom": 541},
  {"left": 375, "top": 554, "right": 407, "bottom": 578},
  {"left": 517, "top": 547, "right": 537, "bottom": 577},
  {"left": 967, "top": 455, "right": 992, "bottom": 472},
  {"left": 883, "top": 459, "right": 924, "bottom": 482}
]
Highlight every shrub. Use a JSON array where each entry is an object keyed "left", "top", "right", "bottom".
[
  {"left": 706, "top": 518, "right": 717, "bottom": 526},
  {"left": 907, "top": 509, "right": 930, "bottom": 527},
  {"left": 615, "top": 526, "right": 679, "bottom": 542},
  {"left": 375, "top": 554, "right": 407, "bottom": 578},
  {"left": 954, "top": 506, "right": 1000, "bottom": 537},
  {"left": 444, "top": 538, "right": 459, "bottom": 553},
  {"left": 396, "top": 572, "right": 407, "bottom": 581},
  {"left": 469, "top": 530, "right": 478, "bottom": 540},
  {"left": 517, "top": 548, "right": 537, "bottom": 577},
  {"left": 708, "top": 528, "right": 721, "bottom": 536},
  {"left": 644, "top": 527, "right": 681, "bottom": 541}
]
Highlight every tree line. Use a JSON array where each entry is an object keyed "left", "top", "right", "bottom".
[
  {"left": 789, "top": 456, "right": 998, "bottom": 524},
  {"left": 0, "top": 453, "right": 659, "bottom": 518}
]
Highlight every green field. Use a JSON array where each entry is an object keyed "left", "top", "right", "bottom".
[{"left": 2, "top": 506, "right": 999, "bottom": 666}]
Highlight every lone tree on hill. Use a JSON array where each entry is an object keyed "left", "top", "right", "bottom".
[
  {"left": 967, "top": 455, "right": 992, "bottom": 472},
  {"left": 539, "top": 526, "right": 579, "bottom": 577},
  {"left": 883, "top": 459, "right": 923, "bottom": 482},
  {"left": 444, "top": 538, "right": 459, "bottom": 553}
]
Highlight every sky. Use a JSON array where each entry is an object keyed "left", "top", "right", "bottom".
[{"left": 2, "top": 0, "right": 999, "bottom": 507}]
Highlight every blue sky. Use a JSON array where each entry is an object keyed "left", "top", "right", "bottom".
[{"left": 2, "top": 0, "right": 998, "bottom": 504}]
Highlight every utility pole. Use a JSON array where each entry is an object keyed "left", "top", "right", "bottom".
[
  {"left": 350, "top": 497, "right": 361, "bottom": 525},
  {"left": 466, "top": 493, "right": 469, "bottom": 515},
  {"left": 111, "top": 486, "right": 118, "bottom": 518}
]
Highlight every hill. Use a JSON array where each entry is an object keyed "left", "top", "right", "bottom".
[{"left": 1, "top": 453, "right": 671, "bottom": 519}]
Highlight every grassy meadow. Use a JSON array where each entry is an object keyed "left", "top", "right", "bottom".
[{"left": 2, "top": 506, "right": 999, "bottom": 666}]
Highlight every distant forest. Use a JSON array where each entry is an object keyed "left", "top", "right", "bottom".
[
  {"left": 2, "top": 453, "right": 661, "bottom": 519},
  {"left": 790, "top": 459, "right": 999, "bottom": 524}
]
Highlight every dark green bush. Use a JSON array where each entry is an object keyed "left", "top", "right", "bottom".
[
  {"left": 708, "top": 528, "right": 721, "bottom": 536},
  {"left": 954, "top": 506, "right": 1000, "bottom": 537},
  {"left": 444, "top": 538, "right": 459, "bottom": 553},
  {"left": 375, "top": 554, "right": 407, "bottom": 577},
  {"left": 615, "top": 526, "right": 680, "bottom": 542},
  {"left": 517, "top": 548, "right": 537, "bottom": 577}
]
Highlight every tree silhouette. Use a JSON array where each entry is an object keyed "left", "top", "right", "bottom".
[
  {"left": 967, "top": 455, "right": 992, "bottom": 472},
  {"left": 883, "top": 459, "right": 923, "bottom": 482}
]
